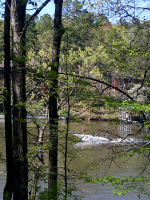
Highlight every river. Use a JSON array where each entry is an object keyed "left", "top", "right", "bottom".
[{"left": 0, "top": 120, "right": 150, "bottom": 199}]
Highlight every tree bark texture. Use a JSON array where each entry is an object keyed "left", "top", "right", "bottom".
[
  {"left": 48, "top": 0, "right": 64, "bottom": 199},
  {"left": 11, "top": 0, "right": 28, "bottom": 199},
  {"left": 3, "top": 0, "right": 13, "bottom": 199}
]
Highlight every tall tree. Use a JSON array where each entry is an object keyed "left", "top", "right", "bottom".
[
  {"left": 72, "top": 0, "right": 83, "bottom": 17},
  {"left": 11, "top": 0, "right": 28, "bottom": 199},
  {"left": 3, "top": 0, "right": 13, "bottom": 199},
  {"left": 35, "top": 14, "right": 53, "bottom": 49},
  {"left": 48, "top": 0, "right": 64, "bottom": 199},
  {"left": 3, "top": 0, "right": 52, "bottom": 199},
  {"left": 25, "top": 14, "right": 38, "bottom": 51}
]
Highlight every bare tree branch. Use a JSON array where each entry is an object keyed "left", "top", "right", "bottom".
[
  {"left": 23, "top": 0, "right": 51, "bottom": 31},
  {"left": 59, "top": 72, "right": 135, "bottom": 101},
  {"left": 136, "top": 67, "right": 150, "bottom": 93}
]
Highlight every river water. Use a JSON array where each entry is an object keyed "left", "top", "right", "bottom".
[{"left": 0, "top": 120, "right": 150, "bottom": 199}]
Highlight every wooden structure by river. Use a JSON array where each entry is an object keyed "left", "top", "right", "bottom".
[{"left": 118, "top": 107, "right": 132, "bottom": 122}]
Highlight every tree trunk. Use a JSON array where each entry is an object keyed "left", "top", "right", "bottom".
[
  {"left": 11, "top": 1, "right": 28, "bottom": 199},
  {"left": 3, "top": 0, "right": 13, "bottom": 199},
  {"left": 48, "top": 0, "right": 64, "bottom": 199}
]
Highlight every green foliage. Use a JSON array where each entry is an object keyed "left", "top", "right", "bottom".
[
  {"left": 26, "top": 14, "right": 38, "bottom": 51},
  {"left": 37, "top": 181, "right": 77, "bottom": 200},
  {"left": 3, "top": 192, "right": 11, "bottom": 200},
  {"left": 85, "top": 176, "right": 150, "bottom": 198},
  {"left": 35, "top": 14, "right": 53, "bottom": 49},
  {"left": 20, "top": 2, "right": 150, "bottom": 199}
]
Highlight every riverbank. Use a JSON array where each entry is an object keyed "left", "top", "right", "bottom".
[
  {"left": 0, "top": 110, "right": 121, "bottom": 122},
  {"left": 0, "top": 106, "right": 119, "bottom": 122},
  {"left": 67, "top": 107, "right": 119, "bottom": 121}
]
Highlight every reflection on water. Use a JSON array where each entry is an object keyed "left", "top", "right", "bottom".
[
  {"left": 65, "top": 121, "right": 150, "bottom": 200},
  {"left": 118, "top": 124, "right": 132, "bottom": 137},
  {"left": 0, "top": 120, "right": 150, "bottom": 200},
  {"left": 71, "top": 150, "right": 150, "bottom": 200}
]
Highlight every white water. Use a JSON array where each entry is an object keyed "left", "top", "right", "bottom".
[{"left": 73, "top": 133, "right": 147, "bottom": 147}]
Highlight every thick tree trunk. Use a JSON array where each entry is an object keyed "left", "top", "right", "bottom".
[
  {"left": 48, "top": 0, "right": 64, "bottom": 199},
  {"left": 3, "top": 0, "right": 13, "bottom": 199},
  {"left": 11, "top": 1, "right": 28, "bottom": 199}
]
